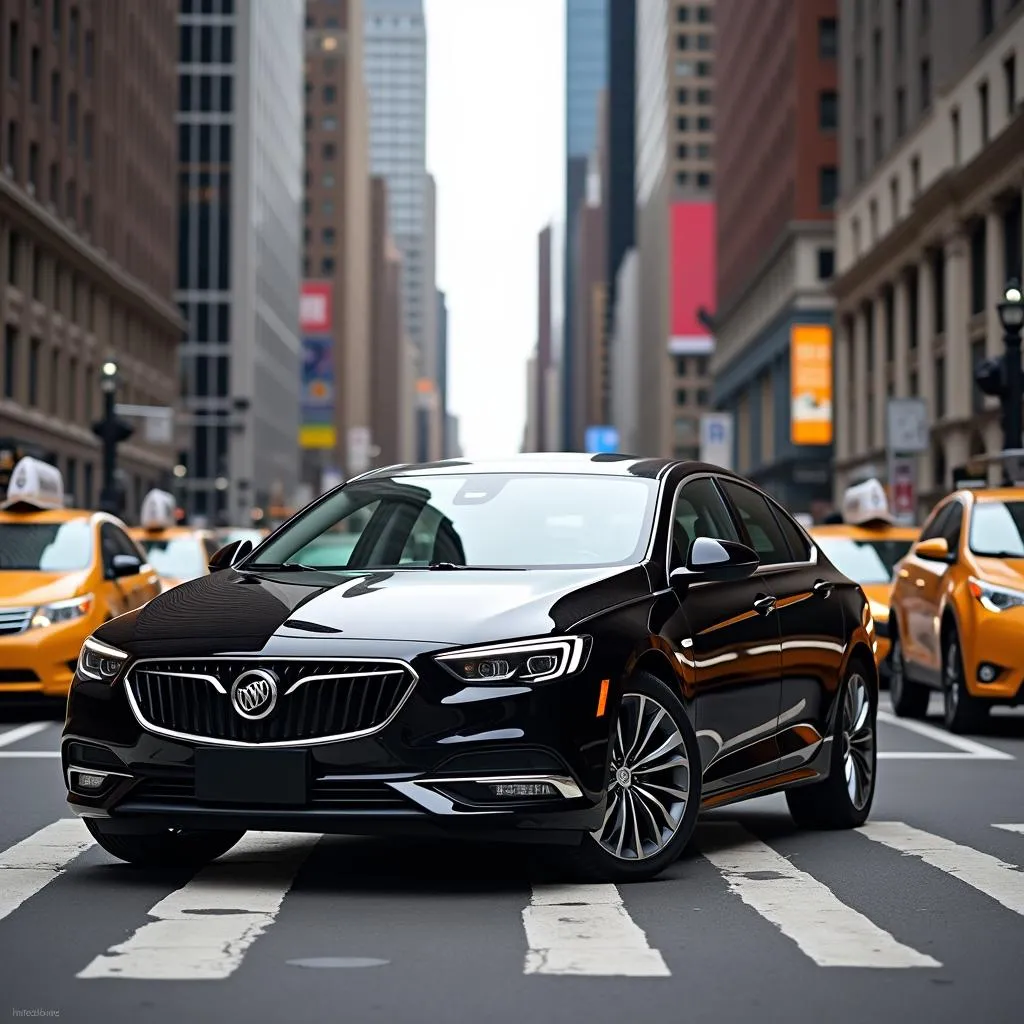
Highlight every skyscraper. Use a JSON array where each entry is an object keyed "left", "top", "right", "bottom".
[
  {"left": 176, "top": 0, "right": 305, "bottom": 525},
  {"left": 563, "top": 0, "right": 608, "bottom": 450}
]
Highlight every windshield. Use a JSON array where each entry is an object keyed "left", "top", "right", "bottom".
[
  {"left": 816, "top": 537, "right": 914, "bottom": 584},
  {"left": 969, "top": 501, "right": 1024, "bottom": 557},
  {"left": 0, "top": 521, "right": 94, "bottom": 572},
  {"left": 139, "top": 537, "right": 207, "bottom": 581},
  {"left": 247, "top": 473, "right": 659, "bottom": 570}
]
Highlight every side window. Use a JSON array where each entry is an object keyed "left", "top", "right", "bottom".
[
  {"left": 719, "top": 480, "right": 792, "bottom": 566},
  {"left": 940, "top": 501, "right": 963, "bottom": 553},
  {"left": 772, "top": 504, "right": 812, "bottom": 562},
  {"left": 919, "top": 503, "right": 952, "bottom": 542},
  {"left": 670, "top": 476, "right": 740, "bottom": 570},
  {"left": 99, "top": 524, "right": 119, "bottom": 571},
  {"left": 111, "top": 525, "right": 143, "bottom": 562}
]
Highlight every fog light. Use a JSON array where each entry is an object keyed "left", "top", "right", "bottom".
[
  {"left": 74, "top": 772, "right": 108, "bottom": 791},
  {"left": 489, "top": 783, "right": 557, "bottom": 798},
  {"left": 978, "top": 663, "right": 1002, "bottom": 683}
]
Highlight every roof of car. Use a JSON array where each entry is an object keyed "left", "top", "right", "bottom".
[{"left": 350, "top": 453, "right": 741, "bottom": 483}]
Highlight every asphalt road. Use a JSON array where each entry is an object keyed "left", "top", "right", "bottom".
[{"left": 1, "top": 696, "right": 1023, "bottom": 1024}]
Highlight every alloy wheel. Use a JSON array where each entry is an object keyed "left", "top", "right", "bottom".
[
  {"left": 841, "top": 673, "right": 875, "bottom": 812},
  {"left": 944, "top": 640, "right": 960, "bottom": 717},
  {"left": 593, "top": 693, "right": 691, "bottom": 861}
]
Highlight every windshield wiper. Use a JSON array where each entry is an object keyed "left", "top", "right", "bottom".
[
  {"left": 245, "top": 562, "right": 323, "bottom": 572},
  {"left": 427, "top": 562, "right": 523, "bottom": 571}
]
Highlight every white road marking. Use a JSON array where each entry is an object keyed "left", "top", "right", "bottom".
[
  {"left": 0, "top": 722, "right": 51, "bottom": 749},
  {"left": 78, "top": 831, "right": 321, "bottom": 980},
  {"left": 879, "top": 751, "right": 989, "bottom": 760},
  {"left": 877, "top": 710, "right": 1014, "bottom": 760},
  {"left": 859, "top": 822, "right": 1024, "bottom": 918},
  {"left": 523, "top": 882, "right": 670, "bottom": 976},
  {"left": 700, "top": 823, "right": 940, "bottom": 968},
  {"left": 0, "top": 819, "right": 96, "bottom": 923},
  {"left": 993, "top": 824, "right": 1024, "bottom": 836},
  {"left": 0, "top": 751, "right": 61, "bottom": 759}
]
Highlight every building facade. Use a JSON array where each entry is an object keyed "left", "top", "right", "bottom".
[
  {"left": 1, "top": 0, "right": 183, "bottom": 512},
  {"left": 176, "top": 0, "right": 304, "bottom": 525},
  {"left": 711, "top": 0, "right": 837, "bottom": 514},
  {"left": 834, "top": 0, "right": 1024, "bottom": 511},
  {"left": 563, "top": 0, "right": 608, "bottom": 450},
  {"left": 304, "top": 0, "right": 373, "bottom": 483},
  {"left": 435, "top": 286, "right": 449, "bottom": 456}
]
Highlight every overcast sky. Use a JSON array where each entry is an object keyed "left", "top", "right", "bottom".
[{"left": 424, "top": 0, "right": 565, "bottom": 459}]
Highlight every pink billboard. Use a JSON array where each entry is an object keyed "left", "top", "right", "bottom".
[{"left": 669, "top": 201, "right": 716, "bottom": 355}]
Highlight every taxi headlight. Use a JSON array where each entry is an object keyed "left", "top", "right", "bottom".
[
  {"left": 967, "top": 577, "right": 1024, "bottom": 613},
  {"left": 77, "top": 636, "right": 128, "bottom": 683},
  {"left": 435, "top": 636, "right": 589, "bottom": 684},
  {"left": 29, "top": 594, "right": 94, "bottom": 630}
]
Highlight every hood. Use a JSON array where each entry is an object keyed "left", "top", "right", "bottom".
[
  {"left": 96, "top": 564, "right": 653, "bottom": 657},
  {"left": 0, "top": 571, "right": 92, "bottom": 608},
  {"left": 972, "top": 557, "right": 1024, "bottom": 591}
]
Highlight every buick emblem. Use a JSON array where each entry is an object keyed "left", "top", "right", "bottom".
[{"left": 230, "top": 669, "right": 278, "bottom": 721}]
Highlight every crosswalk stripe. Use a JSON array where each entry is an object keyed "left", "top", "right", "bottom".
[
  {"left": 77, "top": 832, "right": 321, "bottom": 980},
  {"left": 700, "top": 823, "right": 940, "bottom": 968},
  {"left": 993, "top": 824, "right": 1024, "bottom": 836},
  {"left": 0, "top": 819, "right": 96, "bottom": 923},
  {"left": 859, "top": 822, "right": 1024, "bottom": 918},
  {"left": 523, "top": 883, "right": 670, "bottom": 976},
  {"left": 0, "top": 722, "right": 50, "bottom": 749}
]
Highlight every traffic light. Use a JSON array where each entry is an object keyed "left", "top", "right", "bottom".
[{"left": 975, "top": 355, "right": 1007, "bottom": 398}]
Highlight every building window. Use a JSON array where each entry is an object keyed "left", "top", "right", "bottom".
[
  {"left": 697, "top": 88, "right": 712, "bottom": 104},
  {"left": 951, "top": 107, "right": 961, "bottom": 163},
  {"left": 884, "top": 286, "right": 895, "bottom": 363},
  {"left": 67, "top": 92, "right": 77, "bottom": 144},
  {"left": 676, "top": 143, "right": 689, "bottom": 159},
  {"left": 971, "top": 339, "right": 987, "bottom": 414},
  {"left": 873, "top": 115, "right": 883, "bottom": 163},
  {"left": 697, "top": 116, "right": 711, "bottom": 131},
  {"left": 895, "top": 87, "right": 906, "bottom": 137},
  {"left": 6, "top": 119, "right": 19, "bottom": 178},
  {"left": 697, "top": 143, "right": 710, "bottom": 158},
  {"left": 970, "top": 218, "right": 986, "bottom": 316},
  {"left": 872, "top": 29, "right": 882, "bottom": 86},
  {"left": 819, "top": 90, "right": 838, "bottom": 130},
  {"left": 676, "top": 60, "right": 694, "bottom": 77},
  {"left": 696, "top": 61, "right": 712, "bottom": 77},
  {"left": 979, "top": 81, "right": 989, "bottom": 144},
  {"left": 817, "top": 249, "right": 835, "bottom": 280},
  {"left": 84, "top": 30, "right": 93, "bottom": 77},
  {"left": 819, "top": 17, "right": 837, "bottom": 58},
  {"left": 677, "top": 34, "right": 690, "bottom": 50},
  {"left": 890, "top": 175, "right": 900, "bottom": 220},
  {"left": 28, "top": 338, "right": 40, "bottom": 407},
  {"left": 676, "top": 389, "right": 689, "bottom": 407},
  {"left": 677, "top": 116, "right": 689, "bottom": 131},
  {"left": 819, "top": 166, "right": 838, "bottom": 209},
  {"left": 69, "top": 6, "right": 78, "bottom": 59},
  {"left": 322, "top": 142, "right": 336, "bottom": 160},
  {"left": 323, "top": 172, "right": 335, "bottom": 187},
  {"left": 981, "top": 0, "right": 995, "bottom": 38},
  {"left": 910, "top": 154, "right": 921, "bottom": 196},
  {"left": 30, "top": 46, "right": 39, "bottom": 101},
  {"left": 50, "top": 71, "right": 60, "bottom": 123},
  {"left": 8, "top": 20, "right": 20, "bottom": 81},
  {"left": 907, "top": 265, "right": 919, "bottom": 349},
  {"left": 932, "top": 248, "right": 946, "bottom": 334},
  {"left": 854, "top": 58, "right": 863, "bottom": 113},
  {"left": 854, "top": 137, "right": 865, "bottom": 183},
  {"left": 28, "top": 142, "right": 38, "bottom": 189},
  {"left": 321, "top": 257, "right": 335, "bottom": 274},
  {"left": 676, "top": 171, "right": 689, "bottom": 186},
  {"left": 697, "top": 171, "right": 711, "bottom": 188},
  {"left": 1005, "top": 195, "right": 1022, "bottom": 281},
  {"left": 3, "top": 326, "right": 17, "bottom": 399},
  {"left": 677, "top": 88, "right": 689, "bottom": 104},
  {"left": 324, "top": 84, "right": 336, "bottom": 103},
  {"left": 675, "top": 356, "right": 689, "bottom": 375},
  {"left": 895, "top": 0, "right": 905, "bottom": 54},
  {"left": 697, "top": 34, "right": 711, "bottom": 51},
  {"left": 1006, "top": 54, "right": 1017, "bottom": 115},
  {"left": 677, "top": 6, "right": 689, "bottom": 21},
  {"left": 322, "top": 227, "right": 335, "bottom": 245},
  {"left": 697, "top": 5, "right": 711, "bottom": 22},
  {"left": 935, "top": 355, "right": 946, "bottom": 419},
  {"left": 920, "top": 57, "right": 931, "bottom": 111},
  {"left": 321, "top": 115, "right": 337, "bottom": 131}
]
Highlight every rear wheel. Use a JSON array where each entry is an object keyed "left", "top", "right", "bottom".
[
  {"left": 786, "top": 662, "right": 876, "bottom": 830},
  {"left": 889, "top": 632, "right": 929, "bottom": 719},
  {"left": 84, "top": 819, "right": 245, "bottom": 868},
  {"left": 942, "top": 627, "right": 987, "bottom": 734},
  {"left": 576, "top": 671, "right": 701, "bottom": 883}
]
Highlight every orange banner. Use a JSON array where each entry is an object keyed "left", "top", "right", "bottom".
[{"left": 790, "top": 325, "right": 833, "bottom": 446}]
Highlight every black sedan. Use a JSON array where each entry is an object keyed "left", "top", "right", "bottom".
[{"left": 62, "top": 455, "right": 878, "bottom": 882}]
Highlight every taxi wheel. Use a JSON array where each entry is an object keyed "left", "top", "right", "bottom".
[
  {"left": 84, "top": 819, "right": 245, "bottom": 868},
  {"left": 942, "top": 628, "right": 987, "bottom": 734},
  {"left": 888, "top": 633, "right": 929, "bottom": 719}
]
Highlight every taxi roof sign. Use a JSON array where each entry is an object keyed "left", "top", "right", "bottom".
[
  {"left": 0, "top": 457, "right": 65, "bottom": 510},
  {"left": 842, "top": 478, "right": 894, "bottom": 526},
  {"left": 140, "top": 489, "right": 177, "bottom": 530}
]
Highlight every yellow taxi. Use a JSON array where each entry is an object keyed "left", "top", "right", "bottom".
[
  {"left": 889, "top": 478, "right": 1024, "bottom": 732},
  {"left": 810, "top": 479, "right": 919, "bottom": 680},
  {"left": 128, "top": 489, "right": 217, "bottom": 591},
  {"left": 0, "top": 457, "right": 160, "bottom": 701}
]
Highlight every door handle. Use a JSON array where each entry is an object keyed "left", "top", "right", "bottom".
[
  {"left": 813, "top": 579, "right": 834, "bottom": 598},
  {"left": 753, "top": 594, "right": 776, "bottom": 616}
]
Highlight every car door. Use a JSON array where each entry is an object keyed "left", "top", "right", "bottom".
[
  {"left": 101, "top": 523, "right": 155, "bottom": 611},
  {"left": 659, "top": 473, "right": 784, "bottom": 795},
  {"left": 721, "top": 481, "right": 847, "bottom": 768},
  {"left": 118, "top": 527, "right": 162, "bottom": 605}
]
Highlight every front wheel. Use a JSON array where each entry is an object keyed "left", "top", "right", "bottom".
[
  {"left": 786, "top": 663, "right": 876, "bottom": 830},
  {"left": 889, "top": 633, "right": 929, "bottom": 719},
  {"left": 942, "top": 629, "right": 987, "bottom": 734},
  {"left": 576, "top": 670, "right": 701, "bottom": 883},
  {"left": 84, "top": 819, "right": 245, "bottom": 868}
]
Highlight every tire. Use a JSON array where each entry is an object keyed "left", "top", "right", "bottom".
[
  {"left": 888, "top": 630, "right": 930, "bottom": 719},
  {"left": 786, "top": 660, "right": 876, "bottom": 830},
  {"left": 575, "top": 670, "right": 701, "bottom": 883},
  {"left": 941, "top": 625, "right": 987, "bottom": 734},
  {"left": 84, "top": 819, "right": 245, "bottom": 868}
]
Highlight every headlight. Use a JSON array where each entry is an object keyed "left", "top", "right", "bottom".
[
  {"left": 77, "top": 636, "right": 129, "bottom": 683},
  {"left": 30, "top": 594, "right": 94, "bottom": 630},
  {"left": 967, "top": 577, "right": 1024, "bottom": 613},
  {"left": 435, "top": 636, "right": 589, "bottom": 684}
]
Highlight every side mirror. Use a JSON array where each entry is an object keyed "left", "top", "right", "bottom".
[
  {"left": 670, "top": 536, "right": 760, "bottom": 590},
  {"left": 913, "top": 537, "right": 952, "bottom": 562},
  {"left": 109, "top": 553, "right": 143, "bottom": 578},
  {"left": 208, "top": 538, "right": 253, "bottom": 572}
]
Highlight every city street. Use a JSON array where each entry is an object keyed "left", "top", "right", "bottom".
[{"left": 1, "top": 698, "right": 1022, "bottom": 1024}]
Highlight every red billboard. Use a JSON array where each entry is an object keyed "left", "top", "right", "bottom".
[
  {"left": 669, "top": 201, "right": 716, "bottom": 355},
  {"left": 300, "top": 281, "right": 333, "bottom": 334}
]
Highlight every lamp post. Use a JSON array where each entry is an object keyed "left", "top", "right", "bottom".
[
  {"left": 92, "top": 360, "right": 133, "bottom": 515},
  {"left": 998, "top": 278, "right": 1024, "bottom": 456}
]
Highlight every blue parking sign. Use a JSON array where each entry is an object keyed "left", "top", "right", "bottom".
[{"left": 585, "top": 425, "right": 620, "bottom": 453}]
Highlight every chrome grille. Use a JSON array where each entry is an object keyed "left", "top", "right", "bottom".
[
  {"left": 0, "top": 607, "right": 32, "bottom": 637},
  {"left": 126, "top": 658, "right": 416, "bottom": 745}
]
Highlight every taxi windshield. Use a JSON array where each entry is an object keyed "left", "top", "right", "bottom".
[
  {"left": 139, "top": 537, "right": 207, "bottom": 581},
  {"left": 0, "top": 521, "right": 94, "bottom": 571},
  {"left": 816, "top": 536, "right": 914, "bottom": 584},
  {"left": 969, "top": 501, "right": 1024, "bottom": 558}
]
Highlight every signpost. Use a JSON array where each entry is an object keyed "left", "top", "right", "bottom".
[
  {"left": 115, "top": 404, "right": 174, "bottom": 445},
  {"left": 886, "top": 398, "right": 928, "bottom": 524},
  {"left": 700, "top": 412, "right": 734, "bottom": 469}
]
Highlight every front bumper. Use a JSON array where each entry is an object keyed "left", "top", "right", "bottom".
[
  {"left": 962, "top": 610, "right": 1024, "bottom": 702},
  {"left": 0, "top": 616, "right": 94, "bottom": 699},
  {"left": 62, "top": 640, "right": 615, "bottom": 844}
]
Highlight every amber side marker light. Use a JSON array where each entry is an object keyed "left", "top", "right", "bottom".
[{"left": 596, "top": 679, "right": 610, "bottom": 717}]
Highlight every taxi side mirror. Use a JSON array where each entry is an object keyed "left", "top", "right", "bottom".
[
  {"left": 208, "top": 538, "right": 252, "bottom": 572},
  {"left": 914, "top": 537, "right": 953, "bottom": 562},
  {"left": 109, "top": 553, "right": 143, "bottom": 579}
]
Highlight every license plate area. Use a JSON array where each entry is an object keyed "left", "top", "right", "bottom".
[{"left": 194, "top": 747, "right": 309, "bottom": 806}]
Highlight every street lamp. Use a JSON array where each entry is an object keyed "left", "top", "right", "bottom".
[
  {"left": 998, "top": 278, "right": 1024, "bottom": 457},
  {"left": 92, "top": 359, "right": 133, "bottom": 515}
]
